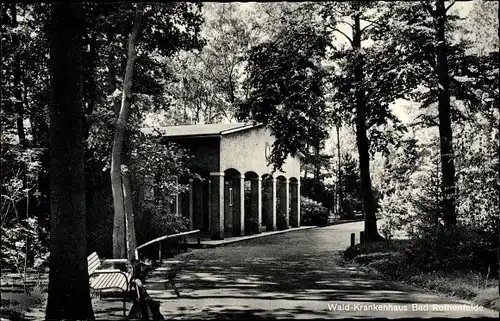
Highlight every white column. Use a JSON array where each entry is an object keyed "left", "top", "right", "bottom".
[
  {"left": 233, "top": 175, "right": 245, "bottom": 236},
  {"left": 279, "top": 178, "right": 289, "bottom": 229},
  {"left": 265, "top": 177, "right": 277, "bottom": 231}
]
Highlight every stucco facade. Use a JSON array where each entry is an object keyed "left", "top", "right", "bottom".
[
  {"left": 147, "top": 123, "right": 301, "bottom": 240},
  {"left": 220, "top": 126, "right": 300, "bottom": 179}
]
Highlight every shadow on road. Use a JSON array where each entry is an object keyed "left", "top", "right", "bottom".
[{"left": 143, "top": 227, "right": 479, "bottom": 319}]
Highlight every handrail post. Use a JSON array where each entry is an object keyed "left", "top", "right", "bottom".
[
  {"left": 197, "top": 231, "right": 200, "bottom": 246},
  {"left": 158, "top": 241, "right": 162, "bottom": 264}
]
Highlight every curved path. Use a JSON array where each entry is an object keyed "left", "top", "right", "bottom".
[{"left": 146, "top": 221, "right": 498, "bottom": 319}]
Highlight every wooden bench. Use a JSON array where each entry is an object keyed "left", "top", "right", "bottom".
[{"left": 87, "top": 252, "right": 133, "bottom": 316}]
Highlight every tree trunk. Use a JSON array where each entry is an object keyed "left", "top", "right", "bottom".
[
  {"left": 111, "top": 5, "right": 144, "bottom": 259},
  {"left": 122, "top": 142, "right": 137, "bottom": 260},
  {"left": 46, "top": 3, "right": 94, "bottom": 319},
  {"left": 12, "top": 4, "right": 28, "bottom": 222},
  {"left": 314, "top": 141, "right": 321, "bottom": 180},
  {"left": 11, "top": 4, "right": 26, "bottom": 147},
  {"left": 436, "top": 1, "right": 456, "bottom": 227},
  {"left": 352, "top": 10, "right": 382, "bottom": 242},
  {"left": 496, "top": 0, "right": 499, "bottom": 280},
  {"left": 83, "top": 31, "right": 98, "bottom": 141},
  {"left": 336, "top": 124, "right": 343, "bottom": 216}
]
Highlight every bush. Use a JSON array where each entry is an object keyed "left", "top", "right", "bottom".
[
  {"left": 277, "top": 209, "right": 288, "bottom": 230},
  {"left": 407, "top": 223, "right": 498, "bottom": 274},
  {"left": 1, "top": 217, "right": 49, "bottom": 294},
  {"left": 245, "top": 217, "right": 259, "bottom": 235},
  {"left": 135, "top": 205, "right": 189, "bottom": 259},
  {"left": 300, "top": 196, "right": 329, "bottom": 226}
]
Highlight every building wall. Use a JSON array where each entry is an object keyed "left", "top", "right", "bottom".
[
  {"left": 165, "top": 137, "right": 220, "bottom": 173},
  {"left": 220, "top": 126, "right": 300, "bottom": 179}
]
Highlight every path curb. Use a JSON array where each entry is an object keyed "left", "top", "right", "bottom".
[{"left": 189, "top": 226, "right": 317, "bottom": 248}]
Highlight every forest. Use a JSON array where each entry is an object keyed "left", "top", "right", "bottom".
[{"left": 1, "top": 1, "right": 498, "bottom": 319}]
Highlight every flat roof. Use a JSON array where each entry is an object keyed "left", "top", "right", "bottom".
[{"left": 141, "top": 122, "right": 263, "bottom": 139}]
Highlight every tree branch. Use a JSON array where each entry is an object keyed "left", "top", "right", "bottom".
[
  {"left": 338, "top": 19, "right": 355, "bottom": 28},
  {"left": 332, "top": 28, "right": 353, "bottom": 45},
  {"left": 360, "top": 22, "right": 374, "bottom": 35},
  {"left": 423, "top": 1, "right": 436, "bottom": 17},
  {"left": 445, "top": 0, "right": 456, "bottom": 13}
]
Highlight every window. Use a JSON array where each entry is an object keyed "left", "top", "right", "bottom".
[{"left": 229, "top": 187, "right": 234, "bottom": 206}]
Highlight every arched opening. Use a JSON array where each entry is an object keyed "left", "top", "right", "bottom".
[
  {"left": 224, "top": 168, "right": 243, "bottom": 236},
  {"left": 276, "top": 175, "right": 289, "bottom": 230},
  {"left": 261, "top": 174, "right": 275, "bottom": 231},
  {"left": 244, "top": 171, "right": 261, "bottom": 235},
  {"left": 289, "top": 177, "right": 300, "bottom": 227}
]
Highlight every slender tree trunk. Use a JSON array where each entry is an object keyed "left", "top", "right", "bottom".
[
  {"left": 111, "top": 5, "right": 144, "bottom": 258},
  {"left": 12, "top": 4, "right": 28, "bottom": 222},
  {"left": 336, "top": 124, "right": 343, "bottom": 216},
  {"left": 436, "top": 1, "right": 456, "bottom": 227},
  {"left": 11, "top": 4, "right": 26, "bottom": 147},
  {"left": 352, "top": 9, "right": 382, "bottom": 242},
  {"left": 122, "top": 141, "right": 137, "bottom": 260},
  {"left": 314, "top": 141, "right": 321, "bottom": 180},
  {"left": 46, "top": 3, "right": 94, "bottom": 319}
]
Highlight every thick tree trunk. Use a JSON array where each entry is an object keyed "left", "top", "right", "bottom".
[
  {"left": 436, "top": 1, "right": 456, "bottom": 227},
  {"left": 83, "top": 31, "right": 98, "bottom": 141},
  {"left": 111, "top": 5, "right": 144, "bottom": 258},
  {"left": 352, "top": 10, "right": 382, "bottom": 242},
  {"left": 496, "top": 0, "right": 499, "bottom": 280},
  {"left": 46, "top": 3, "right": 94, "bottom": 319},
  {"left": 83, "top": 30, "right": 98, "bottom": 250}
]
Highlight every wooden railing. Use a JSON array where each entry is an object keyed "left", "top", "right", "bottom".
[{"left": 134, "top": 230, "right": 201, "bottom": 262}]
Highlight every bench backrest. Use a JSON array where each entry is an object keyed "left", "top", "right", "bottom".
[{"left": 87, "top": 252, "right": 101, "bottom": 275}]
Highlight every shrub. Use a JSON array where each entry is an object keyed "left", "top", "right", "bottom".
[
  {"left": 406, "top": 223, "right": 498, "bottom": 274},
  {"left": 277, "top": 209, "right": 288, "bottom": 230},
  {"left": 300, "top": 196, "right": 329, "bottom": 226},
  {"left": 1, "top": 217, "right": 49, "bottom": 294},
  {"left": 245, "top": 217, "right": 259, "bottom": 235},
  {"left": 135, "top": 205, "right": 189, "bottom": 259}
]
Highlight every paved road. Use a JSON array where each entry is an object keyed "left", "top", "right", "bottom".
[{"left": 145, "top": 221, "right": 498, "bottom": 319}]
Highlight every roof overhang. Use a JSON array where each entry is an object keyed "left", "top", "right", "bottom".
[{"left": 141, "top": 122, "right": 264, "bottom": 140}]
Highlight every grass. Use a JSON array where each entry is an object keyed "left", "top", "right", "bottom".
[
  {"left": 0, "top": 286, "right": 47, "bottom": 321},
  {"left": 343, "top": 240, "right": 500, "bottom": 312}
]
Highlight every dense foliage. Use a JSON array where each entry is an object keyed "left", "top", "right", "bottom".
[{"left": 300, "top": 196, "right": 329, "bottom": 226}]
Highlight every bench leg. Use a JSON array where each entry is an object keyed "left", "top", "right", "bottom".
[{"left": 168, "top": 278, "right": 181, "bottom": 298}]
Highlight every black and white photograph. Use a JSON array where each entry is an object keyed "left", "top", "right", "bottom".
[{"left": 1, "top": 1, "right": 499, "bottom": 320}]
